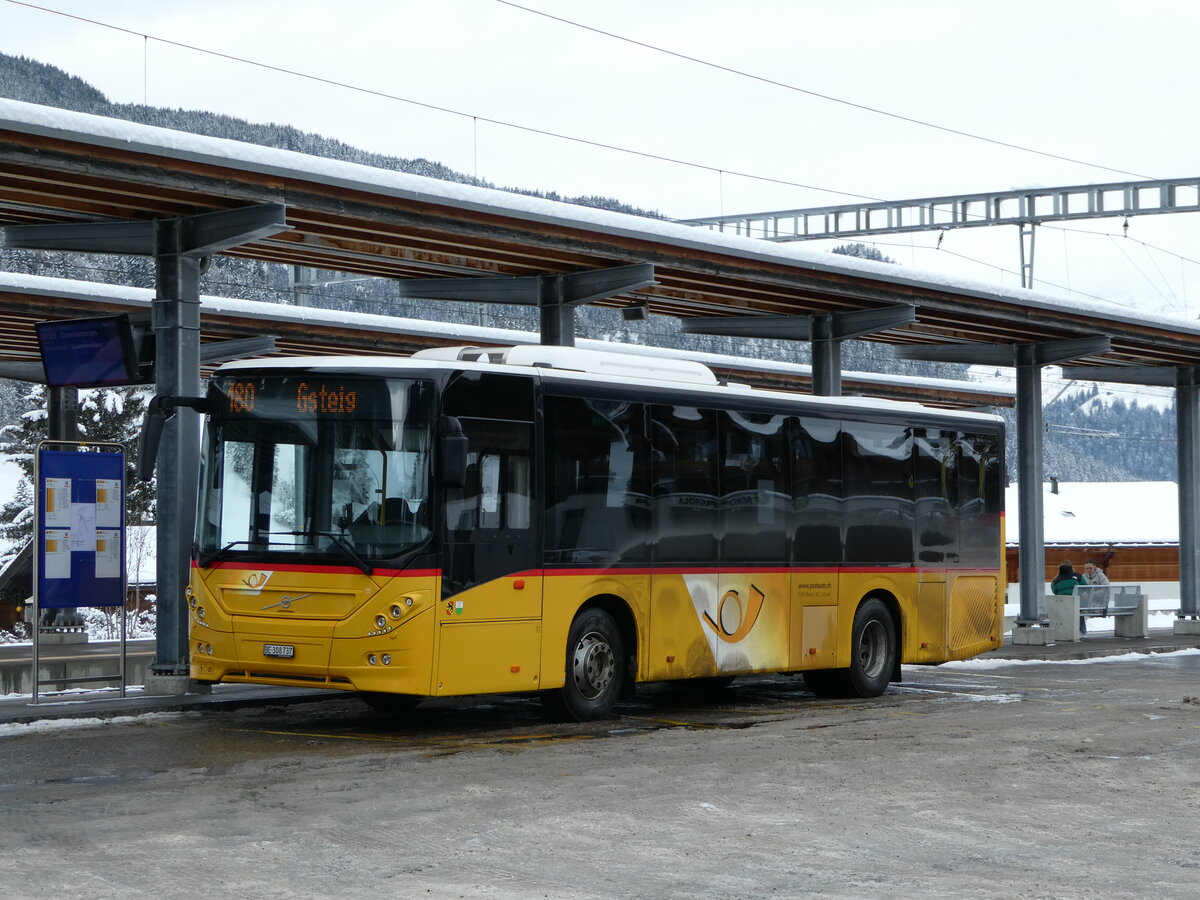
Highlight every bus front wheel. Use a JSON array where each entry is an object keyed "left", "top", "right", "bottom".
[
  {"left": 545, "top": 607, "right": 626, "bottom": 721},
  {"left": 802, "top": 598, "right": 896, "bottom": 699}
]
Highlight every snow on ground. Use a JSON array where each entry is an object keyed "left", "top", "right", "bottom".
[
  {"left": 941, "top": 647, "right": 1200, "bottom": 670},
  {"left": 0, "top": 710, "right": 179, "bottom": 739}
]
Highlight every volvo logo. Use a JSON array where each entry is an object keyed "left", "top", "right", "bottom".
[{"left": 261, "top": 593, "right": 312, "bottom": 611}]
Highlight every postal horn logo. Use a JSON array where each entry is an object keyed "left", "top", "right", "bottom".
[
  {"left": 240, "top": 571, "right": 273, "bottom": 594},
  {"left": 702, "top": 583, "right": 766, "bottom": 644}
]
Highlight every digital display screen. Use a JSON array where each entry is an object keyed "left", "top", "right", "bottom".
[
  {"left": 36, "top": 315, "right": 140, "bottom": 388},
  {"left": 215, "top": 377, "right": 364, "bottom": 417}
]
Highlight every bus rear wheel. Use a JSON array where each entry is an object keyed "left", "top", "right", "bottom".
[
  {"left": 545, "top": 607, "right": 626, "bottom": 721},
  {"left": 802, "top": 598, "right": 896, "bottom": 699}
]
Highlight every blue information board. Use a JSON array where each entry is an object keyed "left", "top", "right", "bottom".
[{"left": 37, "top": 449, "right": 126, "bottom": 609}]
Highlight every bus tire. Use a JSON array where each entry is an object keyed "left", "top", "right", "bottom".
[
  {"left": 802, "top": 598, "right": 896, "bottom": 699},
  {"left": 545, "top": 607, "right": 626, "bottom": 722},
  {"left": 360, "top": 692, "right": 422, "bottom": 713},
  {"left": 847, "top": 598, "right": 896, "bottom": 697}
]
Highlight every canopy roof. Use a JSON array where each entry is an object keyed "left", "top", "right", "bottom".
[{"left": 2, "top": 99, "right": 1200, "bottom": 373}]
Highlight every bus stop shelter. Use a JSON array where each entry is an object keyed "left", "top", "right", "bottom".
[{"left": 2, "top": 97, "right": 1200, "bottom": 685}]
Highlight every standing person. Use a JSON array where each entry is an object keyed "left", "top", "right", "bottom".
[
  {"left": 1051, "top": 560, "right": 1087, "bottom": 634},
  {"left": 1081, "top": 558, "right": 1111, "bottom": 635}
]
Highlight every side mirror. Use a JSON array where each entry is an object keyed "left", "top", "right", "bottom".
[
  {"left": 136, "top": 405, "right": 167, "bottom": 482},
  {"left": 439, "top": 416, "right": 468, "bottom": 489},
  {"left": 137, "top": 394, "right": 210, "bottom": 482}
]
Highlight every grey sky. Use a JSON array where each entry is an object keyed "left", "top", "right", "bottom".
[{"left": 2, "top": 0, "right": 1198, "bottom": 313}]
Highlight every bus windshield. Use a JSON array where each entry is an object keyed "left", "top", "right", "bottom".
[{"left": 198, "top": 375, "right": 435, "bottom": 566}]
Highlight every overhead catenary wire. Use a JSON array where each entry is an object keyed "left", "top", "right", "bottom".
[
  {"left": 5, "top": 0, "right": 1191, "bottom": 317},
  {"left": 493, "top": 0, "right": 1156, "bottom": 182},
  {"left": 0, "top": 0, "right": 886, "bottom": 206},
  {"left": 3, "top": 0, "right": 1165, "bottom": 219}
]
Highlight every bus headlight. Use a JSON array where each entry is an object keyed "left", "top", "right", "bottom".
[{"left": 375, "top": 614, "right": 388, "bottom": 629}]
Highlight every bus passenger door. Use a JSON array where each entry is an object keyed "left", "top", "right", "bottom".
[{"left": 437, "top": 373, "right": 542, "bottom": 695}]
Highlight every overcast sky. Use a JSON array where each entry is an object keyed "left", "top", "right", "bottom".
[{"left": 3, "top": 0, "right": 1199, "bottom": 317}]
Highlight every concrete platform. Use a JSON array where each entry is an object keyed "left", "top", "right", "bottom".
[
  {"left": 0, "top": 682, "right": 339, "bottom": 726},
  {"left": 979, "top": 626, "right": 1200, "bottom": 662}
]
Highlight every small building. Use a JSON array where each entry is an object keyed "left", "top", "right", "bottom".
[{"left": 1005, "top": 481, "right": 1178, "bottom": 599}]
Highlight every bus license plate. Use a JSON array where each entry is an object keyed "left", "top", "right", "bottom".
[{"left": 263, "top": 643, "right": 295, "bottom": 659}]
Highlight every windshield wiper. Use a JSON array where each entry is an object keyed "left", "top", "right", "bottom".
[
  {"left": 284, "top": 530, "right": 373, "bottom": 575},
  {"left": 197, "top": 540, "right": 247, "bottom": 567},
  {"left": 199, "top": 532, "right": 372, "bottom": 575},
  {"left": 322, "top": 531, "right": 373, "bottom": 575}
]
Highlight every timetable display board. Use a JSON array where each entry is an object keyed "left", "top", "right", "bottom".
[{"left": 37, "top": 449, "right": 125, "bottom": 609}]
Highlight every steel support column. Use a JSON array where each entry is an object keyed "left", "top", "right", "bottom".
[
  {"left": 811, "top": 314, "right": 841, "bottom": 396},
  {"left": 1177, "top": 367, "right": 1200, "bottom": 619},
  {"left": 150, "top": 221, "right": 203, "bottom": 675},
  {"left": 538, "top": 275, "right": 572, "bottom": 347},
  {"left": 1015, "top": 347, "right": 1046, "bottom": 624},
  {"left": 46, "top": 386, "right": 79, "bottom": 442}
]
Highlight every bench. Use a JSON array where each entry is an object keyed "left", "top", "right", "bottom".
[{"left": 1047, "top": 584, "right": 1149, "bottom": 642}]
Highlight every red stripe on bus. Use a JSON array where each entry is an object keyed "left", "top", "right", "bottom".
[
  {"left": 198, "top": 561, "right": 440, "bottom": 577},
  {"left": 839, "top": 567, "right": 918, "bottom": 574},
  {"left": 529, "top": 565, "right": 922, "bottom": 578}
]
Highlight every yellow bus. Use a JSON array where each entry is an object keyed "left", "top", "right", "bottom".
[{"left": 189, "top": 344, "right": 1004, "bottom": 720}]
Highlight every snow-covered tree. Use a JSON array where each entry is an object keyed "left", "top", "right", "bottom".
[
  {"left": 0, "top": 383, "right": 47, "bottom": 564},
  {"left": 0, "top": 384, "right": 154, "bottom": 566},
  {"left": 831, "top": 242, "right": 897, "bottom": 264}
]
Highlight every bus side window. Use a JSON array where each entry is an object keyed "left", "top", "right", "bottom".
[
  {"left": 444, "top": 426, "right": 533, "bottom": 536},
  {"left": 957, "top": 432, "right": 1002, "bottom": 565},
  {"left": 914, "top": 428, "right": 959, "bottom": 563},
  {"left": 843, "top": 421, "right": 914, "bottom": 565},
  {"left": 652, "top": 405, "right": 719, "bottom": 563},
  {"left": 543, "top": 395, "right": 650, "bottom": 564},
  {"left": 721, "top": 409, "right": 788, "bottom": 563},
  {"left": 791, "top": 416, "right": 842, "bottom": 565}
]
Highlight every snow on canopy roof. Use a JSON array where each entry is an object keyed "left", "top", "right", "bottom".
[
  {"left": 2, "top": 98, "right": 1200, "bottom": 342},
  {"left": 1005, "top": 481, "right": 1178, "bottom": 545},
  {"left": 0, "top": 271, "right": 1011, "bottom": 399}
]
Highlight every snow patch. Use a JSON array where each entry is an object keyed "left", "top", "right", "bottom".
[
  {"left": 0, "top": 710, "right": 181, "bottom": 738},
  {"left": 940, "top": 647, "right": 1200, "bottom": 669}
]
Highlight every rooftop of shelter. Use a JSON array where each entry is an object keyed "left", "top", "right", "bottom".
[{"left": 3, "top": 99, "right": 1200, "bottom": 375}]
